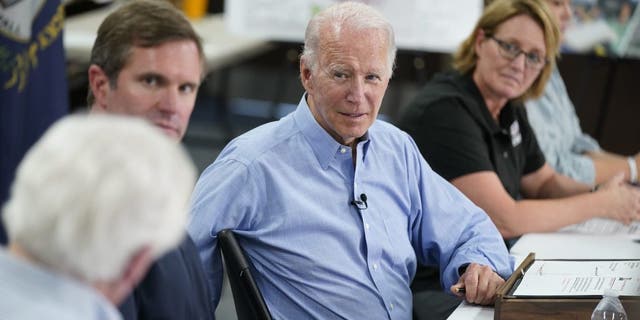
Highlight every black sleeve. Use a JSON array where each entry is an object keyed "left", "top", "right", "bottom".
[
  {"left": 401, "top": 97, "right": 495, "bottom": 181},
  {"left": 118, "top": 294, "right": 137, "bottom": 320},
  {"left": 123, "top": 236, "right": 215, "bottom": 320}
]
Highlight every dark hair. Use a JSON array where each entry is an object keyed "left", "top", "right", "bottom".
[{"left": 87, "top": 0, "right": 204, "bottom": 106}]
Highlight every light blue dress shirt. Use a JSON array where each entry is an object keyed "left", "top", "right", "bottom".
[
  {"left": 526, "top": 68, "right": 601, "bottom": 184},
  {"left": 0, "top": 249, "right": 121, "bottom": 320},
  {"left": 188, "top": 95, "right": 512, "bottom": 319}
]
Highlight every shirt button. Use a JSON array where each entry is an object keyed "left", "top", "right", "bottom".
[
  {"left": 365, "top": 223, "right": 370, "bottom": 230},
  {"left": 340, "top": 147, "right": 347, "bottom": 154},
  {"left": 390, "top": 303, "right": 394, "bottom": 310},
  {"left": 503, "top": 151, "right": 508, "bottom": 158},
  {"left": 373, "top": 263, "right": 378, "bottom": 270}
]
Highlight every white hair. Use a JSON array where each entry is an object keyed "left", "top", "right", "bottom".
[
  {"left": 300, "top": 1, "right": 397, "bottom": 76},
  {"left": 2, "top": 114, "right": 196, "bottom": 282}
]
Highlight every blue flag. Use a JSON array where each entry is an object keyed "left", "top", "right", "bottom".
[{"left": 1, "top": 0, "right": 68, "bottom": 244}]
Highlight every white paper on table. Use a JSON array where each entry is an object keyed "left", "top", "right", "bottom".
[
  {"left": 512, "top": 260, "right": 640, "bottom": 297},
  {"left": 560, "top": 218, "right": 640, "bottom": 236}
]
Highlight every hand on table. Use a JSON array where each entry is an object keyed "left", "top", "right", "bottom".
[
  {"left": 597, "top": 173, "right": 640, "bottom": 224},
  {"left": 450, "top": 263, "right": 504, "bottom": 305}
]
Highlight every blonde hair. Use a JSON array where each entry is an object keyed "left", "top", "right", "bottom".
[{"left": 453, "top": 0, "right": 560, "bottom": 101}]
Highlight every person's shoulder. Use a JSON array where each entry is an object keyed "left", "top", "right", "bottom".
[
  {"left": 145, "top": 236, "right": 201, "bottom": 273},
  {"left": 11, "top": 306, "right": 105, "bottom": 320},
  {"left": 371, "top": 119, "right": 405, "bottom": 136},
  {"left": 125, "top": 236, "right": 213, "bottom": 320},
  {"left": 412, "top": 71, "right": 468, "bottom": 101},
  {"left": 370, "top": 120, "right": 416, "bottom": 149},
  {"left": 218, "top": 117, "right": 299, "bottom": 164},
  {"left": 369, "top": 121, "right": 431, "bottom": 171},
  {"left": 401, "top": 71, "right": 473, "bottom": 121}
]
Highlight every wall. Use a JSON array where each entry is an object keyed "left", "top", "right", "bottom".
[{"left": 559, "top": 53, "right": 640, "bottom": 155}]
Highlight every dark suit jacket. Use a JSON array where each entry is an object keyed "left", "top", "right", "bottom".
[{"left": 119, "top": 235, "right": 214, "bottom": 320}]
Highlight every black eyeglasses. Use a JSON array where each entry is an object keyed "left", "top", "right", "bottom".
[{"left": 487, "top": 35, "right": 548, "bottom": 70}]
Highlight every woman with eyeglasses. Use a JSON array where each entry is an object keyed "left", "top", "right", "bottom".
[{"left": 399, "top": 0, "right": 640, "bottom": 243}]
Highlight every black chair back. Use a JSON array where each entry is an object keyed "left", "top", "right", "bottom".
[{"left": 218, "top": 229, "right": 272, "bottom": 320}]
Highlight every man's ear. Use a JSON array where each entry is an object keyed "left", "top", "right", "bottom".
[
  {"left": 102, "top": 246, "right": 154, "bottom": 305},
  {"left": 122, "top": 246, "right": 153, "bottom": 285},
  {"left": 88, "top": 64, "right": 111, "bottom": 110},
  {"left": 300, "top": 58, "right": 313, "bottom": 92}
]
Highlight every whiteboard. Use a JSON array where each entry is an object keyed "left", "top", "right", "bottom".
[{"left": 224, "top": 0, "right": 483, "bottom": 53}]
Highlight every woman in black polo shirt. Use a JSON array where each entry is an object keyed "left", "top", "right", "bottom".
[{"left": 400, "top": 0, "right": 640, "bottom": 243}]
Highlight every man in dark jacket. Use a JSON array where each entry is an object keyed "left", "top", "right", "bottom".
[{"left": 87, "top": 1, "right": 213, "bottom": 319}]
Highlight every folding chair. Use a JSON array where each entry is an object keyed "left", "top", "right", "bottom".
[{"left": 217, "top": 229, "right": 272, "bottom": 320}]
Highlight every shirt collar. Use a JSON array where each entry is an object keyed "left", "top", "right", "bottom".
[{"left": 293, "top": 94, "right": 371, "bottom": 169}]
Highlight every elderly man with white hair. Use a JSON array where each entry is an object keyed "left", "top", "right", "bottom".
[
  {"left": 189, "top": 2, "right": 512, "bottom": 319},
  {"left": 0, "top": 114, "right": 196, "bottom": 319}
]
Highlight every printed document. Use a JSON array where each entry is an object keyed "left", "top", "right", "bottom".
[
  {"left": 560, "top": 218, "right": 640, "bottom": 236},
  {"left": 513, "top": 260, "right": 640, "bottom": 296}
]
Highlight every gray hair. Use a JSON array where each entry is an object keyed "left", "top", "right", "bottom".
[
  {"left": 3, "top": 114, "right": 196, "bottom": 282},
  {"left": 300, "top": 1, "right": 397, "bottom": 76}
]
